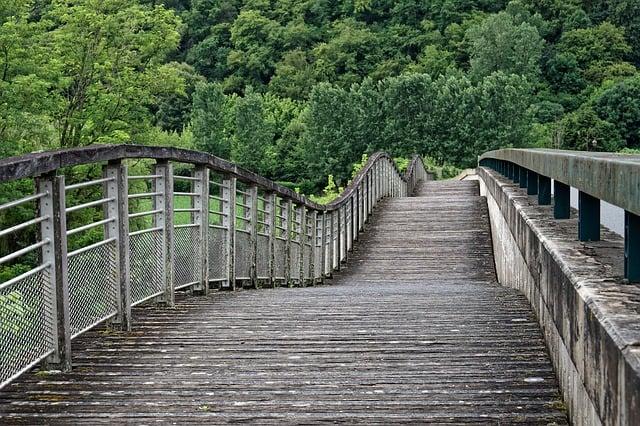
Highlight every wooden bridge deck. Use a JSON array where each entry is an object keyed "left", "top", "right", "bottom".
[{"left": 0, "top": 181, "right": 567, "bottom": 424}]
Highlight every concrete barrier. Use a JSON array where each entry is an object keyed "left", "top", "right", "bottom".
[{"left": 478, "top": 166, "right": 640, "bottom": 426}]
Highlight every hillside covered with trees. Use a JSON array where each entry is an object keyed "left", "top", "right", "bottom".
[{"left": 2, "top": 0, "right": 640, "bottom": 192}]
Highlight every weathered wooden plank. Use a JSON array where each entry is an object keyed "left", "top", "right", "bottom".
[{"left": 0, "top": 180, "right": 567, "bottom": 424}]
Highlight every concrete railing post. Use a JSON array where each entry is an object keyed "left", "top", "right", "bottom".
[
  {"left": 103, "top": 161, "right": 131, "bottom": 330},
  {"left": 38, "top": 174, "right": 71, "bottom": 371},
  {"left": 154, "top": 161, "right": 174, "bottom": 306}
]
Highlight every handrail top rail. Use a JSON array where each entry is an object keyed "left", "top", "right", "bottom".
[
  {"left": 0, "top": 144, "right": 416, "bottom": 212},
  {"left": 479, "top": 148, "right": 640, "bottom": 216}
]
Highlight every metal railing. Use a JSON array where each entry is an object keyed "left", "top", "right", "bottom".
[
  {"left": 0, "top": 145, "right": 429, "bottom": 389},
  {"left": 479, "top": 148, "right": 640, "bottom": 282}
]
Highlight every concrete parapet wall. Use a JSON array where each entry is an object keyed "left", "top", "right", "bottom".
[{"left": 477, "top": 167, "right": 640, "bottom": 426}]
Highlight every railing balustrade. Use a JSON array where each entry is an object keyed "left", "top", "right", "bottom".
[
  {"left": 479, "top": 149, "right": 640, "bottom": 283},
  {"left": 0, "top": 145, "right": 429, "bottom": 389}
]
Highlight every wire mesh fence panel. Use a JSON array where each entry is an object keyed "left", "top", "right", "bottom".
[
  {"left": 290, "top": 241, "right": 300, "bottom": 280},
  {"left": 274, "top": 238, "right": 286, "bottom": 280},
  {"left": 235, "top": 231, "right": 251, "bottom": 280},
  {"left": 130, "top": 229, "right": 165, "bottom": 305},
  {"left": 208, "top": 227, "right": 226, "bottom": 281},
  {"left": 174, "top": 226, "right": 200, "bottom": 289},
  {"left": 257, "top": 234, "right": 269, "bottom": 279},
  {"left": 0, "top": 267, "right": 55, "bottom": 388},
  {"left": 68, "top": 240, "right": 118, "bottom": 337}
]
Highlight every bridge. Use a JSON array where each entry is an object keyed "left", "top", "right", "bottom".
[{"left": 0, "top": 146, "right": 638, "bottom": 424}]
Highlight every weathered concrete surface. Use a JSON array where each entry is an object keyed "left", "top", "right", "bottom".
[
  {"left": 0, "top": 180, "right": 567, "bottom": 424},
  {"left": 478, "top": 167, "right": 640, "bottom": 426},
  {"left": 479, "top": 148, "right": 640, "bottom": 216}
]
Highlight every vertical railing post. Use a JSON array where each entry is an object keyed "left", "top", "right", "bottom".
[
  {"left": 513, "top": 164, "right": 520, "bottom": 184},
  {"left": 311, "top": 210, "right": 317, "bottom": 284},
  {"left": 249, "top": 185, "right": 259, "bottom": 289},
  {"left": 298, "top": 206, "right": 306, "bottom": 285},
  {"left": 578, "top": 191, "right": 600, "bottom": 242},
  {"left": 554, "top": 181, "right": 570, "bottom": 219},
  {"left": 364, "top": 175, "right": 369, "bottom": 223},
  {"left": 154, "top": 161, "right": 174, "bottom": 306},
  {"left": 335, "top": 205, "right": 342, "bottom": 270},
  {"left": 267, "top": 193, "right": 276, "bottom": 288},
  {"left": 538, "top": 175, "right": 551, "bottom": 205},
  {"left": 359, "top": 182, "right": 364, "bottom": 231},
  {"left": 353, "top": 188, "right": 359, "bottom": 241},
  {"left": 327, "top": 210, "right": 334, "bottom": 276},
  {"left": 625, "top": 211, "right": 640, "bottom": 282},
  {"left": 222, "top": 175, "right": 236, "bottom": 290},
  {"left": 519, "top": 167, "right": 528, "bottom": 189},
  {"left": 347, "top": 199, "right": 353, "bottom": 252},
  {"left": 527, "top": 170, "right": 538, "bottom": 196},
  {"left": 38, "top": 173, "right": 71, "bottom": 371},
  {"left": 341, "top": 206, "right": 348, "bottom": 262},
  {"left": 285, "top": 199, "right": 293, "bottom": 286},
  {"left": 321, "top": 211, "right": 327, "bottom": 279},
  {"left": 193, "top": 165, "right": 209, "bottom": 295},
  {"left": 103, "top": 161, "right": 131, "bottom": 330},
  {"left": 373, "top": 163, "right": 378, "bottom": 205}
]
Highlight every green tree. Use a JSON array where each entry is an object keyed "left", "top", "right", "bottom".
[
  {"left": 557, "top": 106, "right": 624, "bottom": 151},
  {"left": 191, "top": 82, "right": 234, "bottom": 158},
  {"left": 227, "top": 10, "right": 283, "bottom": 89},
  {"left": 232, "top": 90, "right": 274, "bottom": 174},
  {"left": 595, "top": 75, "right": 640, "bottom": 148},
  {"left": 466, "top": 12, "right": 544, "bottom": 81},
  {"left": 47, "top": 0, "right": 183, "bottom": 147}
]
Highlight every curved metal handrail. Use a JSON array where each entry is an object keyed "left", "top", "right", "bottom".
[{"left": 0, "top": 144, "right": 425, "bottom": 211}]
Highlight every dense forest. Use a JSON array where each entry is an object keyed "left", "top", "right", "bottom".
[{"left": 2, "top": 0, "right": 640, "bottom": 193}]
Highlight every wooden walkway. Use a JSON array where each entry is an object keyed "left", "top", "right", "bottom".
[{"left": 0, "top": 181, "right": 567, "bottom": 424}]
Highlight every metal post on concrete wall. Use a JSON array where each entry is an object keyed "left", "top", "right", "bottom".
[
  {"left": 625, "top": 211, "right": 640, "bottom": 282},
  {"left": 222, "top": 176, "right": 236, "bottom": 290},
  {"left": 103, "top": 161, "right": 131, "bottom": 329},
  {"left": 578, "top": 191, "right": 600, "bottom": 242},
  {"left": 519, "top": 167, "right": 528, "bottom": 189},
  {"left": 538, "top": 176, "right": 551, "bottom": 205},
  {"left": 554, "top": 181, "right": 570, "bottom": 219},
  {"left": 38, "top": 173, "right": 72, "bottom": 371},
  {"left": 527, "top": 170, "right": 538, "bottom": 196},
  {"left": 154, "top": 161, "right": 174, "bottom": 306},
  {"left": 192, "top": 165, "right": 209, "bottom": 295}
]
